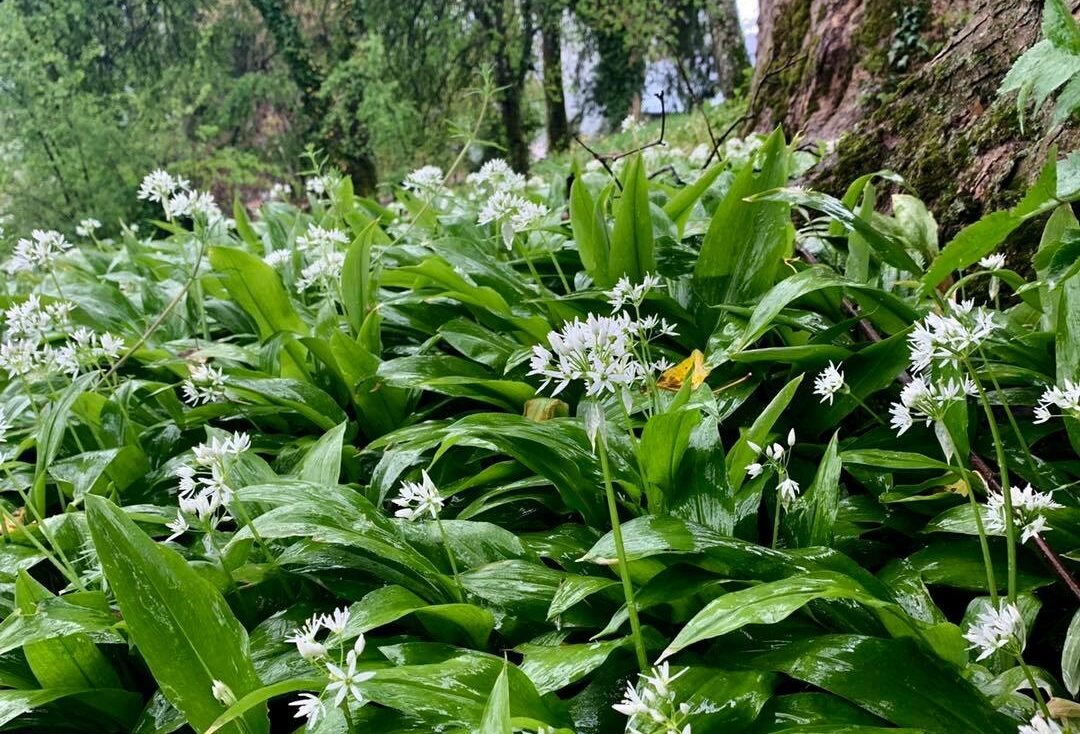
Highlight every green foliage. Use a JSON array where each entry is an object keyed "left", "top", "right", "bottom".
[
  {"left": 999, "top": 0, "right": 1080, "bottom": 128},
  {"left": 1, "top": 116, "right": 1079, "bottom": 734}
]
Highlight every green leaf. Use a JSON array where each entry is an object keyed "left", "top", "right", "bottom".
[
  {"left": 296, "top": 421, "right": 347, "bottom": 486},
  {"left": 85, "top": 496, "right": 268, "bottom": 734},
  {"left": 341, "top": 222, "right": 378, "bottom": 333},
  {"left": 205, "top": 677, "right": 325, "bottom": 734},
  {"left": 608, "top": 154, "right": 655, "bottom": 282},
  {"left": 227, "top": 377, "right": 347, "bottom": 429},
  {"left": 786, "top": 432, "right": 842, "bottom": 547},
  {"left": 1063, "top": 608, "right": 1080, "bottom": 696},
  {"left": 664, "top": 162, "right": 724, "bottom": 235},
  {"left": 15, "top": 571, "right": 120, "bottom": 690},
  {"left": 750, "top": 635, "right": 1015, "bottom": 733},
  {"left": 569, "top": 167, "right": 611, "bottom": 285},
  {"left": 32, "top": 372, "right": 95, "bottom": 514},
  {"left": 639, "top": 406, "right": 703, "bottom": 507},
  {"left": 0, "top": 688, "right": 142, "bottom": 730},
  {"left": 662, "top": 572, "right": 886, "bottom": 659},
  {"left": 1044, "top": 0, "right": 1080, "bottom": 54},
  {"left": 695, "top": 128, "right": 794, "bottom": 305},
  {"left": 208, "top": 246, "right": 306, "bottom": 339},
  {"left": 479, "top": 663, "right": 512, "bottom": 734}
]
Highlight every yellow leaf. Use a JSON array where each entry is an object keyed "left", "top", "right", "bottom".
[
  {"left": 523, "top": 397, "right": 569, "bottom": 421},
  {"left": 657, "top": 349, "right": 710, "bottom": 392}
]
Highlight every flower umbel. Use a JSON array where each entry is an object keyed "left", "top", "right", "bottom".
[
  {"left": 986, "top": 484, "right": 1063, "bottom": 543},
  {"left": 963, "top": 601, "right": 1025, "bottom": 661},
  {"left": 812, "top": 361, "right": 845, "bottom": 405},
  {"left": 613, "top": 662, "right": 692, "bottom": 734},
  {"left": 393, "top": 470, "right": 444, "bottom": 521}
]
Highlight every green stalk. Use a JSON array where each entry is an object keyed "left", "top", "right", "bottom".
[
  {"left": 1017, "top": 656, "right": 1051, "bottom": 718},
  {"left": 965, "top": 476, "right": 1000, "bottom": 607},
  {"left": 771, "top": 492, "right": 783, "bottom": 549},
  {"left": 597, "top": 435, "right": 648, "bottom": 670},
  {"left": 962, "top": 355, "right": 1017, "bottom": 603},
  {"left": 976, "top": 346, "right": 1043, "bottom": 485},
  {"left": 435, "top": 515, "right": 464, "bottom": 603}
]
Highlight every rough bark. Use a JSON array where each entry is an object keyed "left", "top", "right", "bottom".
[
  {"left": 705, "top": 0, "right": 750, "bottom": 97},
  {"left": 748, "top": 0, "right": 1080, "bottom": 240},
  {"left": 476, "top": 1, "right": 531, "bottom": 173},
  {"left": 541, "top": 11, "right": 571, "bottom": 153}
]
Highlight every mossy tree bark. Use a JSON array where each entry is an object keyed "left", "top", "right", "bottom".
[
  {"left": 705, "top": 0, "right": 750, "bottom": 97},
  {"left": 541, "top": 7, "right": 571, "bottom": 153},
  {"left": 749, "top": 0, "right": 1080, "bottom": 241}
]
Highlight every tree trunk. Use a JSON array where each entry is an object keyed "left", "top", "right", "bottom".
[
  {"left": 541, "top": 11, "right": 571, "bottom": 153},
  {"left": 705, "top": 0, "right": 750, "bottom": 97},
  {"left": 477, "top": 1, "right": 531, "bottom": 173},
  {"left": 748, "top": 0, "right": 1080, "bottom": 240}
]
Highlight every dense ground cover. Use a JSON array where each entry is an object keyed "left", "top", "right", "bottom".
[{"left": 1, "top": 118, "right": 1080, "bottom": 734}]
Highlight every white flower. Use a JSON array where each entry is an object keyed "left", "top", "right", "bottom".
[
  {"left": 138, "top": 169, "right": 185, "bottom": 203},
  {"left": 320, "top": 607, "right": 350, "bottom": 636},
  {"left": 963, "top": 602, "right": 1025, "bottom": 661},
  {"left": 287, "top": 614, "right": 329, "bottom": 661},
  {"left": 888, "top": 376, "right": 976, "bottom": 436},
  {"left": 393, "top": 470, "right": 444, "bottom": 521},
  {"left": 4, "top": 230, "right": 74, "bottom": 274},
  {"left": 613, "top": 664, "right": 691, "bottom": 733},
  {"left": 266, "top": 182, "right": 291, "bottom": 200},
  {"left": 264, "top": 249, "right": 291, "bottom": 267},
  {"left": 325, "top": 650, "right": 375, "bottom": 708},
  {"left": 620, "top": 115, "right": 642, "bottom": 133},
  {"left": 192, "top": 432, "right": 250, "bottom": 466},
  {"left": 509, "top": 199, "right": 549, "bottom": 232},
  {"left": 979, "top": 254, "right": 1006, "bottom": 271},
  {"left": 296, "top": 224, "right": 349, "bottom": 252},
  {"left": 4, "top": 294, "right": 73, "bottom": 340},
  {"left": 529, "top": 313, "right": 647, "bottom": 397},
  {"left": 75, "top": 218, "right": 102, "bottom": 237},
  {"left": 1019, "top": 714, "right": 1064, "bottom": 734},
  {"left": 1034, "top": 380, "right": 1080, "bottom": 424},
  {"left": 478, "top": 191, "right": 525, "bottom": 226},
  {"left": 403, "top": 165, "right": 447, "bottom": 199},
  {"left": 289, "top": 693, "right": 324, "bottom": 727},
  {"left": 211, "top": 680, "right": 236, "bottom": 707},
  {"left": 99, "top": 333, "right": 124, "bottom": 360},
  {"left": 306, "top": 174, "right": 338, "bottom": 197},
  {"left": 777, "top": 477, "right": 801, "bottom": 510},
  {"left": 813, "top": 361, "right": 845, "bottom": 404},
  {"left": 297, "top": 251, "right": 345, "bottom": 293},
  {"left": 746, "top": 463, "right": 763, "bottom": 478},
  {"left": 469, "top": 159, "right": 525, "bottom": 193},
  {"left": 165, "top": 189, "right": 221, "bottom": 223},
  {"left": 986, "top": 484, "right": 1063, "bottom": 543},
  {"left": 908, "top": 300, "right": 998, "bottom": 373},
  {"left": 165, "top": 510, "right": 190, "bottom": 541},
  {"left": 181, "top": 363, "right": 227, "bottom": 406},
  {"left": 607, "top": 274, "right": 662, "bottom": 312}
]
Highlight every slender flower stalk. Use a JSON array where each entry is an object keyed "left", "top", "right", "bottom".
[{"left": 393, "top": 471, "right": 462, "bottom": 602}]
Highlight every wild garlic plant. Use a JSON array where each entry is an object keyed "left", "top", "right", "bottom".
[
  {"left": 613, "top": 662, "right": 693, "bottom": 734},
  {"left": 391, "top": 470, "right": 462, "bottom": 601},
  {"left": 286, "top": 607, "right": 376, "bottom": 730},
  {"left": 746, "top": 429, "right": 799, "bottom": 547}
]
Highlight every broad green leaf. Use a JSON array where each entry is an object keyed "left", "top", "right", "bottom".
[
  {"left": 0, "top": 688, "right": 142, "bottom": 730},
  {"left": 31, "top": 372, "right": 95, "bottom": 514},
  {"left": 227, "top": 377, "right": 347, "bottom": 429},
  {"left": 569, "top": 166, "right": 610, "bottom": 285},
  {"left": 517, "top": 637, "right": 631, "bottom": 695},
  {"left": 786, "top": 432, "right": 842, "bottom": 547},
  {"left": 750, "top": 187, "right": 921, "bottom": 274},
  {"left": 664, "top": 161, "right": 724, "bottom": 235},
  {"left": 205, "top": 677, "right": 324, "bottom": 734},
  {"left": 341, "top": 222, "right": 378, "bottom": 333},
  {"left": 208, "top": 246, "right": 306, "bottom": 338},
  {"left": 296, "top": 421, "right": 347, "bottom": 486},
  {"left": 750, "top": 635, "right": 1015, "bottom": 733},
  {"left": 15, "top": 571, "right": 120, "bottom": 690},
  {"left": 86, "top": 496, "right": 268, "bottom": 734},
  {"left": 695, "top": 127, "right": 793, "bottom": 305},
  {"left": 1064, "top": 608, "right": 1080, "bottom": 696},
  {"left": 608, "top": 154, "right": 655, "bottom": 282},
  {"left": 479, "top": 663, "right": 512, "bottom": 734}
]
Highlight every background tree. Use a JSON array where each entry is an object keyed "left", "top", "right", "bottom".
[{"left": 748, "top": 0, "right": 1080, "bottom": 239}]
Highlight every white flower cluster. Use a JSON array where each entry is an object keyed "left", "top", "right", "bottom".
[
  {"left": 392, "top": 470, "right": 444, "bottom": 521},
  {"left": 812, "top": 361, "right": 845, "bottom": 405},
  {"left": 979, "top": 254, "right": 1006, "bottom": 271},
  {"left": 986, "top": 483, "right": 1063, "bottom": 543},
  {"left": 963, "top": 601, "right": 1025, "bottom": 661},
  {"left": 608, "top": 274, "right": 662, "bottom": 312},
  {"left": 305, "top": 173, "right": 340, "bottom": 197},
  {"left": 288, "top": 223, "right": 350, "bottom": 296},
  {"left": 467, "top": 158, "right": 526, "bottom": 194},
  {"left": 286, "top": 607, "right": 375, "bottom": 729},
  {"left": 4, "top": 229, "right": 74, "bottom": 275},
  {"left": 529, "top": 311, "right": 676, "bottom": 398},
  {"left": 137, "top": 169, "right": 222, "bottom": 224},
  {"left": 1034, "top": 379, "right": 1080, "bottom": 425},
  {"left": 297, "top": 251, "right": 346, "bottom": 294},
  {"left": 1020, "top": 714, "right": 1065, "bottom": 734},
  {"left": 165, "top": 431, "right": 250, "bottom": 540},
  {"left": 265, "top": 182, "right": 291, "bottom": 201},
  {"left": 0, "top": 296, "right": 123, "bottom": 380},
  {"left": 297, "top": 224, "right": 350, "bottom": 252},
  {"left": 613, "top": 662, "right": 692, "bottom": 734},
  {"left": 477, "top": 191, "right": 549, "bottom": 249},
  {"left": 907, "top": 299, "right": 998, "bottom": 374},
  {"left": 403, "top": 165, "right": 448, "bottom": 200},
  {"left": 181, "top": 362, "right": 227, "bottom": 406},
  {"left": 75, "top": 218, "right": 102, "bottom": 238},
  {"left": 888, "top": 376, "right": 976, "bottom": 436},
  {"left": 746, "top": 429, "right": 801, "bottom": 510}
]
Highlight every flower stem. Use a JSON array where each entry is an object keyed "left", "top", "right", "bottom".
[
  {"left": 435, "top": 516, "right": 464, "bottom": 603},
  {"left": 1017, "top": 656, "right": 1051, "bottom": 718},
  {"left": 962, "top": 355, "right": 1016, "bottom": 604},
  {"left": 966, "top": 477, "right": 999, "bottom": 607},
  {"left": 771, "top": 496, "right": 783, "bottom": 548},
  {"left": 597, "top": 435, "right": 648, "bottom": 670}
]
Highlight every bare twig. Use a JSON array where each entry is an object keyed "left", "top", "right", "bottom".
[
  {"left": 573, "top": 91, "right": 668, "bottom": 191},
  {"left": 702, "top": 53, "right": 806, "bottom": 170}
]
